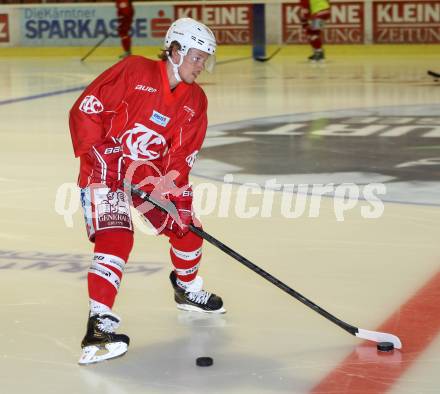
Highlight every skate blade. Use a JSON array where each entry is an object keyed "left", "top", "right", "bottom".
[
  {"left": 176, "top": 303, "right": 226, "bottom": 314},
  {"left": 78, "top": 342, "right": 128, "bottom": 365}
]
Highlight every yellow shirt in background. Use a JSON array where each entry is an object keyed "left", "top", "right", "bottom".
[{"left": 310, "top": 0, "right": 330, "bottom": 14}]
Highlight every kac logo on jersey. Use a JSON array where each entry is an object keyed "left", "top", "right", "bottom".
[
  {"left": 79, "top": 95, "right": 104, "bottom": 114},
  {"left": 120, "top": 123, "right": 167, "bottom": 161},
  {"left": 150, "top": 110, "right": 170, "bottom": 127}
]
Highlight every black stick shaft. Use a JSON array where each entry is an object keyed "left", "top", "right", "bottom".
[
  {"left": 130, "top": 185, "right": 358, "bottom": 336},
  {"left": 428, "top": 70, "right": 440, "bottom": 78},
  {"left": 81, "top": 35, "right": 108, "bottom": 62},
  {"left": 189, "top": 224, "right": 357, "bottom": 336},
  {"left": 255, "top": 47, "right": 282, "bottom": 62}
]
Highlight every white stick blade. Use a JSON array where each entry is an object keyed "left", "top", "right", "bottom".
[{"left": 356, "top": 328, "right": 402, "bottom": 349}]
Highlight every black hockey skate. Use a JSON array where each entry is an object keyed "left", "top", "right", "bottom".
[
  {"left": 170, "top": 271, "right": 225, "bottom": 314},
  {"left": 78, "top": 312, "right": 130, "bottom": 365},
  {"left": 308, "top": 51, "right": 325, "bottom": 62}
]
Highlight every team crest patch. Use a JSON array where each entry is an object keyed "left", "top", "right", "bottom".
[
  {"left": 92, "top": 188, "right": 132, "bottom": 231},
  {"left": 79, "top": 95, "right": 104, "bottom": 114},
  {"left": 150, "top": 110, "right": 170, "bottom": 127},
  {"left": 120, "top": 123, "right": 167, "bottom": 161}
]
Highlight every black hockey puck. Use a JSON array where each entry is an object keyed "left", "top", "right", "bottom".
[
  {"left": 377, "top": 342, "right": 394, "bottom": 352},
  {"left": 196, "top": 357, "right": 213, "bottom": 367}
]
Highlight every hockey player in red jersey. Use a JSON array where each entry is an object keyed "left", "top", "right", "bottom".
[
  {"left": 300, "top": 0, "right": 331, "bottom": 62},
  {"left": 115, "top": 0, "right": 134, "bottom": 58},
  {"left": 69, "top": 18, "right": 224, "bottom": 365}
]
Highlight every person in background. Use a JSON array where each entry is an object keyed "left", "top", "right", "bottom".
[
  {"left": 300, "top": 0, "right": 331, "bottom": 62},
  {"left": 116, "top": 0, "right": 134, "bottom": 58}
]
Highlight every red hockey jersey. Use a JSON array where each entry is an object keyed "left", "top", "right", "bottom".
[
  {"left": 69, "top": 56, "right": 208, "bottom": 192},
  {"left": 115, "top": 0, "right": 134, "bottom": 19}
]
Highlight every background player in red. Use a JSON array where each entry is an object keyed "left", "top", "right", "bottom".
[
  {"left": 300, "top": 0, "right": 331, "bottom": 62},
  {"left": 69, "top": 17, "right": 223, "bottom": 365},
  {"left": 115, "top": 0, "right": 134, "bottom": 58}
]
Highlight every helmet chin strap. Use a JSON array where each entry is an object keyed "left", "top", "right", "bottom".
[{"left": 167, "top": 51, "right": 185, "bottom": 83}]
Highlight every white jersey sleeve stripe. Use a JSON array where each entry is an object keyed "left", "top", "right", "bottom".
[{"left": 92, "top": 146, "right": 107, "bottom": 182}]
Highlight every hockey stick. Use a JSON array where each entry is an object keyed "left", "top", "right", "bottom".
[
  {"left": 129, "top": 183, "right": 402, "bottom": 349},
  {"left": 427, "top": 70, "right": 440, "bottom": 79},
  {"left": 80, "top": 34, "right": 109, "bottom": 62},
  {"left": 254, "top": 47, "right": 282, "bottom": 63}
]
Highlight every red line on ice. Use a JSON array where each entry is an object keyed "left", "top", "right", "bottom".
[{"left": 311, "top": 270, "right": 440, "bottom": 394}]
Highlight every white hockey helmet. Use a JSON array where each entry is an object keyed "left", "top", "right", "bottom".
[
  {"left": 165, "top": 18, "right": 216, "bottom": 76},
  {"left": 165, "top": 17, "right": 216, "bottom": 56}
]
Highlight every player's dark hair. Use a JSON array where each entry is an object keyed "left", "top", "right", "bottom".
[{"left": 158, "top": 41, "right": 182, "bottom": 61}]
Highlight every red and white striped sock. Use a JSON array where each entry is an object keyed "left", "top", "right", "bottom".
[
  {"left": 169, "top": 231, "right": 203, "bottom": 290},
  {"left": 88, "top": 230, "right": 133, "bottom": 313}
]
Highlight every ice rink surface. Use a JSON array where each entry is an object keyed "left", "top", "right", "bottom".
[{"left": 0, "top": 46, "right": 440, "bottom": 393}]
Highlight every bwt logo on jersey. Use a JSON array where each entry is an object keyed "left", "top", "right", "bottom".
[
  {"left": 176, "top": 4, "right": 252, "bottom": 44},
  {"left": 0, "top": 14, "right": 10, "bottom": 43},
  {"left": 282, "top": 3, "right": 364, "bottom": 44},
  {"left": 79, "top": 95, "right": 104, "bottom": 114},
  {"left": 150, "top": 110, "right": 170, "bottom": 127},
  {"left": 373, "top": 1, "right": 440, "bottom": 43}
]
